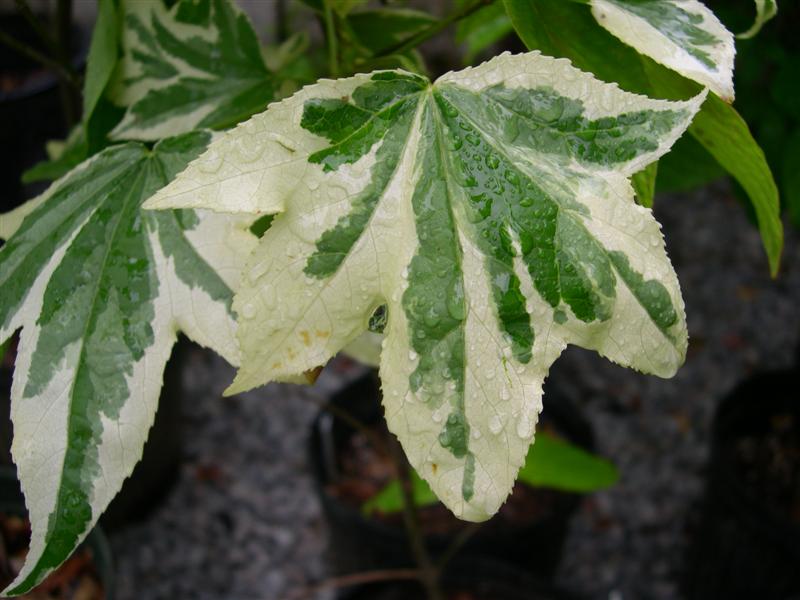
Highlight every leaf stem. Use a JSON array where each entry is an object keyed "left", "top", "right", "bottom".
[
  {"left": 376, "top": 0, "right": 494, "bottom": 58},
  {"left": 322, "top": 0, "right": 339, "bottom": 77}
]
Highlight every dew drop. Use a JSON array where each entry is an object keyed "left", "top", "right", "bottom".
[
  {"left": 516, "top": 415, "right": 534, "bottom": 439},
  {"left": 485, "top": 154, "right": 500, "bottom": 170},
  {"left": 489, "top": 415, "right": 503, "bottom": 434},
  {"left": 409, "top": 350, "right": 418, "bottom": 361}
]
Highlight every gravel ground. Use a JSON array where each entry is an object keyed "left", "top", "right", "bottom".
[{"left": 110, "top": 182, "right": 800, "bottom": 600}]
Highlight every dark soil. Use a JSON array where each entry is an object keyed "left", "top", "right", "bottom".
[{"left": 0, "top": 513, "right": 104, "bottom": 599}]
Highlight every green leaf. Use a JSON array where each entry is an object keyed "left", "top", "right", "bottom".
[
  {"left": 364, "top": 431, "right": 618, "bottom": 515},
  {"left": 147, "top": 53, "right": 702, "bottom": 521},
  {"left": 784, "top": 129, "right": 800, "bottom": 228},
  {"left": 631, "top": 161, "right": 658, "bottom": 208},
  {"left": 589, "top": 0, "right": 736, "bottom": 101},
  {"left": 517, "top": 430, "right": 618, "bottom": 491},
  {"left": 656, "top": 132, "right": 725, "bottom": 193},
  {"left": 0, "top": 131, "right": 255, "bottom": 594},
  {"left": 690, "top": 97, "right": 783, "bottom": 274},
  {"left": 456, "top": 1, "right": 513, "bottom": 63},
  {"left": 21, "top": 127, "right": 88, "bottom": 184},
  {"left": 82, "top": 0, "right": 120, "bottom": 130},
  {"left": 645, "top": 64, "right": 784, "bottom": 275},
  {"left": 346, "top": 8, "right": 436, "bottom": 56},
  {"left": 503, "top": 0, "right": 653, "bottom": 94},
  {"left": 109, "top": 0, "right": 275, "bottom": 140},
  {"left": 738, "top": 0, "right": 778, "bottom": 39},
  {"left": 506, "top": 0, "right": 783, "bottom": 274}
]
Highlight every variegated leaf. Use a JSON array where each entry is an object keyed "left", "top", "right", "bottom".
[
  {"left": 110, "top": 0, "right": 274, "bottom": 141},
  {"left": 590, "top": 0, "right": 735, "bottom": 101},
  {"left": 0, "top": 131, "right": 254, "bottom": 595},
  {"left": 147, "top": 52, "right": 703, "bottom": 521}
]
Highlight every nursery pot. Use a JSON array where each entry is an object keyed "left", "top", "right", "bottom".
[
  {"left": 310, "top": 371, "right": 594, "bottom": 578},
  {"left": 683, "top": 367, "right": 800, "bottom": 599},
  {"left": 0, "top": 335, "right": 186, "bottom": 533},
  {"left": 0, "top": 466, "right": 113, "bottom": 598},
  {"left": 340, "top": 557, "right": 580, "bottom": 600}
]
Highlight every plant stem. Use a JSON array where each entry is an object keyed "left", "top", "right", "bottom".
[
  {"left": 437, "top": 522, "right": 481, "bottom": 571},
  {"left": 376, "top": 0, "right": 494, "bottom": 57},
  {"left": 322, "top": 0, "right": 339, "bottom": 77},
  {"left": 388, "top": 437, "right": 445, "bottom": 600}
]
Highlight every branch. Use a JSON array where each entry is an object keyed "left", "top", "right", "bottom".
[
  {"left": 0, "top": 30, "right": 79, "bottom": 88},
  {"left": 376, "top": 0, "right": 494, "bottom": 58},
  {"left": 283, "top": 568, "right": 421, "bottom": 599},
  {"left": 388, "top": 436, "right": 445, "bottom": 600}
]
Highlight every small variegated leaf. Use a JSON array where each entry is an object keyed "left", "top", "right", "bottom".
[
  {"left": 147, "top": 52, "right": 703, "bottom": 521},
  {"left": 738, "top": 0, "right": 778, "bottom": 39},
  {"left": 590, "top": 0, "right": 735, "bottom": 101},
  {"left": 110, "top": 0, "right": 275, "bottom": 141},
  {"left": 0, "top": 131, "right": 254, "bottom": 594}
]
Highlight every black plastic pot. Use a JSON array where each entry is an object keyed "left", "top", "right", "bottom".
[
  {"left": 0, "top": 336, "right": 186, "bottom": 533},
  {"left": 683, "top": 367, "right": 800, "bottom": 599},
  {"left": 0, "top": 465, "right": 114, "bottom": 597},
  {"left": 310, "top": 371, "right": 594, "bottom": 578},
  {"left": 340, "top": 557, "right": 580, "bottom": 600}
]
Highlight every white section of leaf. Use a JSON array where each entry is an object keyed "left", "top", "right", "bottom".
[
  {"left": 0, "top": 195, "right": 47, "bottom": 241},
  {"left": 342, "top": 331, "right": 384, "bottom": 367},
  {"left": 145, "top": 74, "right": 378, "bottom": 215},
  {"left": 151, "top": 226, "right": 239, "bottom": 366},
  {"left": 88, "top": 275, "right": 172, "bottom": 524},
  {"left": 590, "top": 0, "right": 735, "bottom": 101},
  {"left": 225, "top": 98, "right": 421, "bottom": 393}
]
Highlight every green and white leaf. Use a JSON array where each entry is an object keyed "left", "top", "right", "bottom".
[
  {"left": 738, "top": 0, "right": 778, "bottom": 39},
  {"left": 109, "top": 0, "right": 274, "bottom": 141},
  {"left": 0, "top": 131, "right": 255, "bottom": 594},
  {"left": 148, "top": 52, "right": 703, "bottom": 521},
  {"left": 590, "top": 0, "right": 735, "bottom": 101}
]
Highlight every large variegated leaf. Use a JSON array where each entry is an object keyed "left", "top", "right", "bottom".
[
  {"left": 110, "top": 0, "right": 274, "bottom": 141},
  {"left": 0, "top": 131, "right": 254, "bottom": 595},
  {"left": 147, "top": 52, "right": 703, "bottom": 521},
  {"left": 590, "top": 0, "right": 735, "bottom": 101}
]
